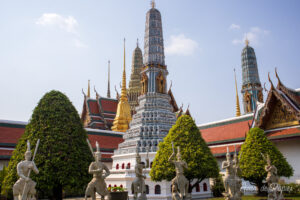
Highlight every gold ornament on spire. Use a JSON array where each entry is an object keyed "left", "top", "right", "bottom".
[
  {"left": 245, "top": 38, "right": 249, "bottom": 46},
  {"left": 107, "top": 60, "right": 111, "bottom": 98},
  {"left": 111, "top": 38, "right": 132, "bottom": 132},
  {"left": 151, "top": 0, "right": 155, "bottom": 8},
  {"left": 87, "top": 80, "right": 91, "bottom": 98},
  {"left": 234, "top": 69, "right": 241, "bottom": 117}
]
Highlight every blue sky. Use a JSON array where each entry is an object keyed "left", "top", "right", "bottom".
[{"left": 0, "top": 0, "right": 299, "bottom": 124}]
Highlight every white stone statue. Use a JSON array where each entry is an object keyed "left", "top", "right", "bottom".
[
  {"left": 131, "top": 147, "right": 149, "bottom": 200},
  {"left": 13, "top": 140, "right": 39, "bottom": 200},
  {"left": 222, "top": 146, "right": 242, "bottom": 200},
  {"left": 262, "top": 154, "right": 284, "bottom": 200},
  {"left": 85, "top": 140, "right": 110, "bottom": 200},
  {"left": 169, "top": 143, "right": 190, "bottom": 200}
]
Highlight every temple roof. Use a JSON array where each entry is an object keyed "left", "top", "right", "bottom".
[
  {"left": 254, "top": 72, "right": 300, "bottom": 130},
  {"left": 198, "top": 114, "right": 253, "bottom": 145},
  {"left": 81, "top": 95, "right": 118, "bottom": 130},
  {"left": 0, "top": 120, "right": 124, "bottom": 162}
]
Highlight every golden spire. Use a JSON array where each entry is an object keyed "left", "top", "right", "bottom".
[
  {"left": 245, "top": 38, "right": 249, "bottom": 46},
  {"left": 151, "top": 0, "right": 155, "bottom": 8},
  {"left": 107, "top": 60, "right": 111, "bottom": 98},
  {"left": 121, "top": 38, "right": 127, "bottom": 100},
  {"left": 234, "top": 69, "right": 241, "bottom": 117},
  {"left": 87, "top": 80, "right": 91, "bottom": 98},
  {"left": 111, "top": 38, "right": 132, "bottom": 132}
]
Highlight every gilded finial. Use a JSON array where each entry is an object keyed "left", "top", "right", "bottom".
[
  {"left": 151, "top": 0, "right": 155, "bottom": 8},
  {"left": 137, "top": 38, "right": 139, "bottom": 47},
  {"left": 268, "top": 72, "right": 274, "bottom": 89},
  {"left": 121, "top": 38, "right": 127, "bottom": 99},
  {"left": 107, "top": 60, "right": 111, "bottom": 98},
  {"left": 234, "top": 69, "right": 241, "bottom": 117},
  {"left": 275, "top": 67, "right": 282, "bottom": 86},
  {"left": 245, "top": 38, "right": 249, "bottom": 46},
  {"left": 87, "top": 80, "right": 91, "bottom": 98},
  {"left": 111, "top": 39, "right": 132, "bottom": 132}
]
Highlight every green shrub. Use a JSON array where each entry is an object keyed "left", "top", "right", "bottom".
[
  {"left": 1, "top": 90, "right": 93, "bottom": 199},
  {"left": 239, "top": 127, "right": 293, "bottom": 195},
  {"left": 211, "top": 174, "right": 225, "bottom": 197},
  {"left": 150, "top": 115, "right": 219, "bottom": 190},
  {"left": 281, "top": 183, "right": 300, "bottom": 197}
]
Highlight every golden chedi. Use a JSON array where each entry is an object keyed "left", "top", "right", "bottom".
[{"left": 112, "top": 39, "right": 132, "bottom": 132}]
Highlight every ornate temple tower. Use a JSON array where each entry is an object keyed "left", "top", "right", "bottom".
[
  {"left": 107, "top": 4, "right": 211, "bottom": 199},
  {"left": 128, "top": 40, "right": 143, "bottom": 115},
  {"left": 111, "top": 40, "right": 132, "bottom": 132},
  {"left": 241, "top": 39, "right": 263, "bottom": 113},
  {"left": 114, "top": 1, "right": 176, "bottom": 155}
]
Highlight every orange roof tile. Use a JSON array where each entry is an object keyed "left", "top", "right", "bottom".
[
  {"left": 266, "top": 127, "right": 300, "bottom": 140},
  {"left": 100, "top": 99, "right": 118, "bottom": 113},
  {"left": 199, "top": 117, "right": 252, "bottom": 145}
]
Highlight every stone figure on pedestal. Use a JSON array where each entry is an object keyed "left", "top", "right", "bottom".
[
  {"left": 262, "top": 154, "right": 283, "bottom": 200},
  {"left": 232, "top": 148, "right": 242, "bottom": 200},
  {"left": 222, "top": 146, "right": 242, "bottom": 200},
  {"left": 85, "top": 140, "right": 110, "bottom": 200},
  {"left": 169, "top": 143, "right": 190, "bottom": 200},
  {"left": 13, "top": 140, "right": 40, "bottom": 200},
  {"left": 132, "top": 147, "right": 149, "bottom": 200}
]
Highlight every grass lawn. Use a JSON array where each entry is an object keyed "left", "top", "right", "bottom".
[{"left": 209, "top": 196, "right": 300, "bottom": 200}]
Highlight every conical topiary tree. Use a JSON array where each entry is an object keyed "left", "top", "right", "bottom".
[
  {"left": 150, "top": 115, "right": 219, "bottom": 190},
  {"left": 1, "top": 90, "right": 93, "bottom": 199},
  {"left": 239, "top": 127, "right": 293, "bottom": 194}
]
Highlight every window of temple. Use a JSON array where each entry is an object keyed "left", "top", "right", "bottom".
[
  {"left": 203, "top": 183, "right": 208, "bottom": 191},
  {"left": 114, "top": 184, "right": 117, "bottom": 187},
  {"left": 122, "top": 163, "right": 125, "bottom": 169},
  {"left": 154, "top": 185, "right": 161, "bottom": 194},
  {"left": 109, "top": 184, "right": 111, "bottom": 188},
  {"left": 120, "top": 184, "right": 123, "bottom": 188},
  {"left": 196, "top": 183, "right": 200, "bottom": 192},
  {"left": 146, "top": 185, "right": 149, "bottom": 194},
  {"left": 127, "top": 163, "right": 131, "bottom": 169},
  {"left": 116, "top": 164, "right": 119, "bottom": 170}
]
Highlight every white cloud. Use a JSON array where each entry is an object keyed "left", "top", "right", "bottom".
[
  {"left": 36, "top": 13, "right": 78, "bottom": 34},
  {"left": 229, "top": 24, "right": 240, "bottom": 30},
  {"left": 36, "top": 13, "right": 88, "bottom": 48},
  {"left": 165, "top": 34, "right": 198, "bottom": 56},
  {"left": 232, "top": 26, "right": 270, "bottom": 46},
  {"left": 73, "top": 38, "right": 88, "bottom": 48}
]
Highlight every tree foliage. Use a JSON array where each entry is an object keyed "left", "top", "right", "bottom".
[
  {"left": 1, "top": 90, "right": 93, "bottom": 199},
  {"left": 150, "top": 115, "right": 219, "bottom": 189},
  {"left": 239, "top": 127, "right": 293, "bottom": 192}
]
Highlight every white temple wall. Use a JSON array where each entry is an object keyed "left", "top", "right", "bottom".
[{"left": 273, "top": 138, "right": 300, "bottom": 184}]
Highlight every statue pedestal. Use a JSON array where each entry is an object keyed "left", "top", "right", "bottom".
[{"left": 110, "top": 191, "right": 128, "bottom": 200}]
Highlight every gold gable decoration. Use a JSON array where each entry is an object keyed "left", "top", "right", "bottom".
[
  {"left": 156, "top": 71, "right": 166, "bottom": 93},
  {"left": 141, "top": 73, "right": 148, "bottom": 95},
  {"left": 265, "top": 100, "right": 299, "bottom": 130}
]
